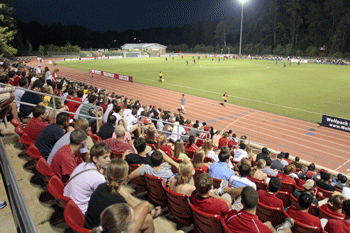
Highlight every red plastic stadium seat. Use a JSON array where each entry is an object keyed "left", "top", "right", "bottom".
[
  {"left": 89, "top": 134, "right": 102, "bottom": 145},
  {"left": 162, "top": 182, "right": 192, "bottom": 226},
  {"left": 193, "top": 168, "right": 205, "bottom": 180},
  {"left": 20, "top": 133, "right": 34, "bottom": 148},
  {"left": 144, "top": 174, "right": 167, "bottom": 208},
  {"left": 189, "top": 202, "right": 222, "bottom": 233},
  {"left": 280, "top": 180, "right": 295, "bottom": 193},
  {"left": 276, "top": 191, "right": 290, "bottom": 208},
  {"left": 128, "top": 164, "right": 146, "bottom": 192},
  {"left": 169, "top": 155, "right": 184, "bottom": 174},
  {"left": 110, "top": 151, "right": 123, "bottom": 159},
  {"left": 212, "top": 177, "right": 223, "bottom": 189},
  {"left": 318, "top": 205, "right": 344, "bottom": 220},
  {"left": 256, "top": 201, "right": 285, "bottom": 227},
  {"left": 36, "top": 158, "right": 54, "bottom": 184},
  {"left": 15, "top": 125, "right": 25, "bottom": 136},
  {"left": 184, "top": 149, "right": 195, "bottom": 159},
  {"left": 64, "top": 200, "right": 91, "bottom": 233},
  {"left": 27, "top": 143, "right": 43, "bottom": 164},
  {"left": 146, "top": 143, "right": 157, "bottom": 151},
  {"left": 10, "top": 118, "right": 22, "bottom": 127},
  {"left": 248, "top": 176, "right": 267, "bottom": 191},
  {"left": 283, "top": 212, "right": 323, "bottom": 233},
  {"left": 47, "top": 176, "right": 71, "bottom": 209},
  {"left": 204, "top": 156, "right": 214, "bottom": 163},
  {"left": 317, "top": 186, "right": 333, "bottom": 198},
  {"left": 220, "top": 217, "right": 233, "bottom": 233}
]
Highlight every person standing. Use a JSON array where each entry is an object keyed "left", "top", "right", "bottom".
[
  {"left": 159, "top": 71, "right": 163, "bottom": 82},
  {"left": 222, "top": 92, "right": 227, "bottom": 107},
  {"left": 180, "top": 94, "right": 186, "bottom": 114}
]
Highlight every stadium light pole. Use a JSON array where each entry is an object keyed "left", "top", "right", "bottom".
[{"left": 239, "top": 0, "right": 248, "bottom": 57}]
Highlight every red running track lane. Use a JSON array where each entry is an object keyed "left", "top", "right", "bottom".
[{"left": 31, "top": 60, "right": 350, "bottom": 175}]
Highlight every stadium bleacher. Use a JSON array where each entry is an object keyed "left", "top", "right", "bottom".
[{"left": 0, "top": 57, "right": 350, "bottom": 232}]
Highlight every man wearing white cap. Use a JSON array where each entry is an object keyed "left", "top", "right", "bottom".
[{"left": 36, "top": 64, "right": 42, "bottom": 74}]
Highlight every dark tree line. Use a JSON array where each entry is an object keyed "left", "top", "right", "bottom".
[{"left": 6, "top": 0, "right": 350, "bottom": 57}]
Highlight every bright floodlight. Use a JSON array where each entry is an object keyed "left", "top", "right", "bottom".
[{"left": 239, "top": 0, "right": 248, "bottom": 3}]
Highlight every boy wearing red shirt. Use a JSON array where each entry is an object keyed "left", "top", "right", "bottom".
[
  {"left": 258, "top": 177, "right": 284, "bottom": 209},
  {"left": 24, "top": 105, "right": 49, "bottom": 140},
  {"left": 190, "top": 173, "right": 231, "bottom": 217},
  {"left": 325, "top": 199, "right": 350, "bottom": 233},
  {"left": 286, "top": 192, "right": 322, "bottom": 229},
  {"left": 226, "top": 186, "right": 293, "bottom": 233}
]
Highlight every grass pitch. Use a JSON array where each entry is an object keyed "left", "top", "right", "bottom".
[{"left": 56, "top": 57, "right": 350, "bottom": 122}]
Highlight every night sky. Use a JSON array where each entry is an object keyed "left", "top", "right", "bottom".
[{"left": 12, "top": 0, "right": 257, "bottom": 32}]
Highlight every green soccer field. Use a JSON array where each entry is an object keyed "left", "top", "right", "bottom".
[{"left": 56, "top": 57, "right": 350, "bottom": 122}]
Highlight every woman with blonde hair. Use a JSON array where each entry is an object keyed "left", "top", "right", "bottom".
[
  {"left": 85, "top": 158, "right": 160, "bottom": 231},
  {"left": 251, "top": 159, "right": 268, "bottom": 183},
  {"left": 64, "top": 142, "right": 111, "bottom": 214},
  {"left": 173, "top": 139, "right": 189, "bottom": 161},
  {"left": 118, "top": 119, "right": 131, "bottom": 143},
  {"left": 145, "top": 128, "right": 157, "bottom": 145},
  {"left": 202, "top": 139, "right": 217, "bottom": 161},
  {"left": 43, "top": 85, "right": 53, "bottom": 106},
  {"left": 212, "top": 130, "right": 221, "bottom": 148},
  {"left": 156, "top": 134, "right": 173, "bottom": 155},
  {"left": 191, "top": 149, "right": 209, "bottom": 172},
  {"left": 168, "top": 160, "right": 195, "bottom": 196},
  {"left": 245, "top": 144, "right": 256, "bottom": 161}
]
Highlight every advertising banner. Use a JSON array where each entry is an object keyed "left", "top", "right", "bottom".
[
  {"left": 321, "top": 115, "right": 350, "bottom": 133},
  {"left": 89, "top": 69, "right": 133, "bottom": 82}
]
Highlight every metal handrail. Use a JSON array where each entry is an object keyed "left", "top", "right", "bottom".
[
  {"left": 0, "top": 139, "right": 37, "bottom": 232},
  {"left": 0, "top": 83, "right": 103, "bottom": 131}
]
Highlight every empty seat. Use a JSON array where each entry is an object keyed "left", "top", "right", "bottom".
[
  {"left": 144, "top": 174, "right": 167, "bottom": 208},
  {"left": 47, "top": 176, "right": 71, "bottom": 209},
  {"left": 64, "top": 200, "right": 90, "bottom": 233},
  {"left": 36, "top": 158, "right": 54, "bottom": 184}
]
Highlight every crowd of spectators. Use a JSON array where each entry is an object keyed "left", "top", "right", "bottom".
[{"left": 0, "top": 59, "right": 350, "bottom": 232}]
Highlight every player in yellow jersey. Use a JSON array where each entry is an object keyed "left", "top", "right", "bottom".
[
  {"left": 159, "top": 71, "right": 164, "bottom": 82},
  {"left": 222, "top": 92, "right": 227, "bottom": 107}
]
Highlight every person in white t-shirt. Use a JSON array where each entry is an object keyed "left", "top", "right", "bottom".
[
  {"left": 233, "top": 143, "right": 249, "bottom": 162},
  {"left": 169, "top": 119, "right": 187, "bottom": 143},
  {"left": 124, "top": 109, "right": 141, "bottom": 136},
  {"left": 36, "top": 64, "right": 42, "bottom": 74},
  {"left": 63, "top": 142, "right": 111, "bottom": 214},
  {"left": 123, "top": 105, "right": 132, "bottom": 118},
  {"left": 44, "top": 67, "right": 52, "bottom": 84},
  {"left": 103, "top": 103, "right": 114, "bottom": 124}
]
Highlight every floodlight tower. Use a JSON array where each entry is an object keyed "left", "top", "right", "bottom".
[{"left": 239, "top": 0, "right": 248, "bottom": 57}]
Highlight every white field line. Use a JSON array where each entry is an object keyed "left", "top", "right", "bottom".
[
  {"left": 335, "top": 160, "right": 350, "bottom": 171},
  {"left": 135, "top": 76, "right": 323, "bottom": 116},
  {"left": 223, "top": 111, "right": 260, "bottom": 131}
]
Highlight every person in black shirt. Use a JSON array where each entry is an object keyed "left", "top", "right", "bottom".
[
  {"left": 125, "top": 137, "right": 151, "bottom": 165},
  {"left": 35, "top": 112, "right": 70, "bottom": 159},
  {"left": 97, "top": 114, "right": 116, "bottom": 140},
  {"left": 256, "top": 147, "right": 270, "bottom": 162},
  {"left": 316, "top": 172, "right": 335, "bottom": 192},
  {"left": 20, "top": 80, "right": 44, "bottom": 117},
  {"left": 291, "top": 156, "right": 303, "bottom": 170}
]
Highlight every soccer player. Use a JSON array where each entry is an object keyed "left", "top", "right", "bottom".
[
  {"left": 222, "top": 92, "right": 227, "bottom": 107},
  {"left": 193, "top": 59, "right": 196, "bottom": 65},
  {"left": 186, "top": 61, "right": 190, "bottom": 66},
  {"left": 218, "top": 57, "right": 221, "bottom": 62},
  {"left": 284, "top": 63, "right": 286, "bottom": 69},
  {"left": 90, "top": 70, "right": 94, "bottom": 80},
  {"left": 172, "top": 56, "right": 174, "bottom": 60},
  {"left": 159, "top": 72, "right": 163, "bottom": 82},
  {"left": 165, "top": 57, "right": 167, "bottom": 61},
  {"left": 181, "top": 55, "right": 183, "bottom": 59}
]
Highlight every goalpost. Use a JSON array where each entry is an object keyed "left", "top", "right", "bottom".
[{"left": 123, "top": 51, "right": 141, "bottom": 58}]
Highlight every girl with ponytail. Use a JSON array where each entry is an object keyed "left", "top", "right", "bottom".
[{"left": 85, "top": 158, "right": 159, "bottom": 231}]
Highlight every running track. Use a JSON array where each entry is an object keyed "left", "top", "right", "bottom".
[{"left": 30, "top": 59, "right": 350, "bottom": 175}]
